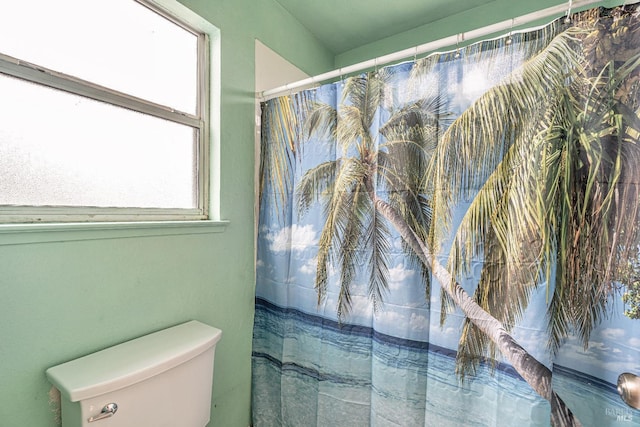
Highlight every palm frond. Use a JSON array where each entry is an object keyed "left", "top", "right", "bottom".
[
  {"left": 299, "top": 157, "right": 369, "bottom": 308},
  {"left": 429, "top": 26, "right": 589, "bottom": 252},
  {"left": 342, "top": 71, "right": 390, "bottom": 130},
  {"left": 433, "top": 29, "right": 588, "bottom": 339},
  {"left": 448, "top": 131, "right": 550, "bottom": 378},
  {"left": 304, "top": 101, "right": 337, "bottom": 142},
  {"left": 546, "top": 50, "right": 640, "bottom": 352},
  {"left": 376, "top": 93, "right": 454, "bottom": 300},
  {"left": 338, "top": 105, "right": 369, "bottom": 153},
  {"left": 335, "top": 180, "right": 368, "bottom": 319},
  {"left": 366, "top": 204, "right": 392, "bottom": 313},
  {"left": 297, "top": 160, "right": 339, "bottom": 216},
  {"left": 259, "top": 92, "right": 313, "bottom": 215},
  {"left": 378, "top": 148, "right": 433, "bottom": 297}
]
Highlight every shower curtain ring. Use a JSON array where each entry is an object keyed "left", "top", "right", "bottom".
[
  {"left": 565, "top": 0, "right": 573, "bottom": 23},
  {"left": 454, "top": 33, "right": 462, "bottom": 58},
  {"left": 506, "top": 19, "right": 514, "bottom": 45}
]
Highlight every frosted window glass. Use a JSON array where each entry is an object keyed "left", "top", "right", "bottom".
[
  {"left": 0, "top": 0, "right": 198, "bottom": 114},
  {"left": 0, "top": 74, "right": 197, "bottom": 209}
]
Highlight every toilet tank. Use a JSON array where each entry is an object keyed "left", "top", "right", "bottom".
[{"left": 46, "top": 321, "right": 222, "bottom": 427}]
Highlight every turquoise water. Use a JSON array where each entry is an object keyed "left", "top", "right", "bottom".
[{"left": 252, "top": 299, "right": 640, "bottom": 427}]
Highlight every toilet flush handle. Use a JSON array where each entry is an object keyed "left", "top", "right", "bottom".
[{"left": 88, "top": 403, "right": 118, "bottom": 423}]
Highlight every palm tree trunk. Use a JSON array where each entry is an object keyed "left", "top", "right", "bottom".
[{"left": 371, "top": 195, "right": 582, "bottom": 427}]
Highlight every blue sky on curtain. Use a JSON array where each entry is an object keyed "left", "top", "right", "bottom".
[{"left": 253, "top": 3, "right": 640, "bottom": 426}]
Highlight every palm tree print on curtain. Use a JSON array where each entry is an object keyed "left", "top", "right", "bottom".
[{"left": 253, "top": 4, "right": 640, "bottom": 426}]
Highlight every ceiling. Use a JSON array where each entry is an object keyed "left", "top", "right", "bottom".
[{"left": 273, "top": 0, "right": 497, "bottom": 54}]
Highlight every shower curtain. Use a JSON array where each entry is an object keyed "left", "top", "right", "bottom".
[{"left": 253, "top": 4, "right": 640, "bottom": 426}]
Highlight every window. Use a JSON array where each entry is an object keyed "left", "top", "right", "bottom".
[{"left": 0, "top": 0, "right": 212, "bottom": 223}]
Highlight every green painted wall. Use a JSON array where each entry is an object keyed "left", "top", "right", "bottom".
[{"left": 0, "top": 1, "right": 331, "bottom": 427}]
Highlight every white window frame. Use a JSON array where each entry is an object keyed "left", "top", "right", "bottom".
[{"left": 0, "top": 0, "right": 220, "bottom": 224}]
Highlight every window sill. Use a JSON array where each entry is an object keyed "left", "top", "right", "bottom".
[{"left": 0, "top": 220, "right": 229, "bottom": 246}]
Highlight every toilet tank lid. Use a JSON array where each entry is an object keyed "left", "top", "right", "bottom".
[{"left": 46, "top": 320, "right": 222, "bottom": 402}]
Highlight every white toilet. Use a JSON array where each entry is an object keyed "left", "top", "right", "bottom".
[{"left": 46, "top": 320, "right": 222, "bottom": 427}]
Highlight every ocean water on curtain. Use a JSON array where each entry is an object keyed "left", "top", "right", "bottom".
[{"left": 252, "top": 301, "right": 638, "bottom": 427}]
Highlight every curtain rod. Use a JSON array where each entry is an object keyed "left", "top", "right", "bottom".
[{"left": 260, "top": 0, "right": 605, "bottom": 100}]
